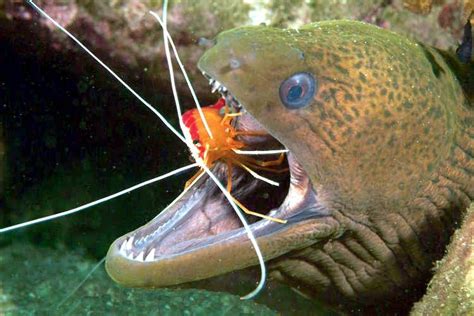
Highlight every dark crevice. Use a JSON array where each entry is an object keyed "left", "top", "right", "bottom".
[{"left": 393, "top": 211, "right": 429, "bottom": 272}]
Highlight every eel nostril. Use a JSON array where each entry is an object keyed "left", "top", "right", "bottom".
[
  {"left": 198, "top": 37, "right": 216, "bottom": 48},
  {"left": 229, "top": 58, "right": 241, "bottom": 70}
]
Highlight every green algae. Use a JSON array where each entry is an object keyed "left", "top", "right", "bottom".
[
  {"left": 0, "top": 243, "right": 276, "bottom": 315},
  {"left": 0, "top": 241, "right": 334, "bottom": 315}
]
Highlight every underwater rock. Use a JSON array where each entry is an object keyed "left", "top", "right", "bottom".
[
  {"left": 0, "top": 1, "right": 466, "bottom": 95},
  {"left": 466, "top": 0, "right": 474, "bottom": 20},
  {"left": 411, "top": 203, "right": 474, "bottom": 315},
  {"left": 403, "top": 0, "right": 473, "bottom": 19},
  {"left": 401, "top": 0, "right": 473, "bottom": 40},
  {"left": 0, "top": 0, "right": 252, "bottom": 103}
]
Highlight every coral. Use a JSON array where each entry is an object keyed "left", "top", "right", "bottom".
[{"left": 0, "top": 0, "right": 252, "bottom": 104}]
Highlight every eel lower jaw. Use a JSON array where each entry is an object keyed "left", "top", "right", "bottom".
[{"left": 105, "top": 89, "right": 336, "bottom": 288}]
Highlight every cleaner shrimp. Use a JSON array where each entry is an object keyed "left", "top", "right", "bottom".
[
  {"left": 1, "top": 0, "right": 290, "bottom": 300},
  {"left": 181, "top": 97, "right": 288, "bottom": 223}
]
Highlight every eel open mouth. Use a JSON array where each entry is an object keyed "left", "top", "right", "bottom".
[{"left": 105, "top": 75, "right": 332, "bottom": 288}]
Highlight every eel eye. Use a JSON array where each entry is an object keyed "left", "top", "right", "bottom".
[{"left": 279, "top": 72, "right": 317, "bottom": 109}]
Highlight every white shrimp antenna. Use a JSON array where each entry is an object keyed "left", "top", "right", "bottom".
[
  {"left": 26, "top": 0, "right": 186, "bottom": 144},
  {"left": 233, "top": 148, "right": 289, "bottom": 155},
  {"left": 18, "top": 0, "right": 268, "bottom": 300},
  {"left": 0, "top": 163, "right": 198, "bottom": 233},
  {"left": 147, "top": 12, "right": 214, "bottom": 141},
  {"left": 158, "top": 0, "right": 266, "bottom": 299},
  {"left": 56, "top": 257, "right": 106, "bottom": 309}
]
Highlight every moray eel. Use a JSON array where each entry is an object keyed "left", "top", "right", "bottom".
[{"left": 105, "top": 21, "right": 474, "bottom": 310}]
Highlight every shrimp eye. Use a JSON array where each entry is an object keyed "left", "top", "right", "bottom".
[{"left": 279, "top": 72, "right": 317, "bottom": 109}]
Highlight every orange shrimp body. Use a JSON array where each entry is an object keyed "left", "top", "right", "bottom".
[
  {"left": 182, "top": 98, "right": 245, "bottom": 167},
  {"left": 181, "top": 98, "right": 287, "bottom": 223}
]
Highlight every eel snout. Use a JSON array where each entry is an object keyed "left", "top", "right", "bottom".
[{"left": 105, "top": 109, "right": 338, "bottom": 288}]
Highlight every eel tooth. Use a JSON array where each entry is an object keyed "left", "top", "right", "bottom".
[
  {"left": 119, "top": 240, "right": 127, "bottom": 253},
  {"left": 145, "top": 248, "right": 156, "bottom": 262},
  {"left": 135, "top": 251, "right": 145, "bottom": 262},
  {"left": 211, "top": 81, "right": 221, "bottom": 93},
  {"left": 125, "top": 236, "right": 134, "bottom": 250}
]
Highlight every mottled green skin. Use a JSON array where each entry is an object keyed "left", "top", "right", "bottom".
[{"left": 198, "top": 21, "right": 474, "bottom": 310}]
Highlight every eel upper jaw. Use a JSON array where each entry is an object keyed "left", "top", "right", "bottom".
[{"left": 105, "top": 76, "right": 336, "bottom": 288}]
